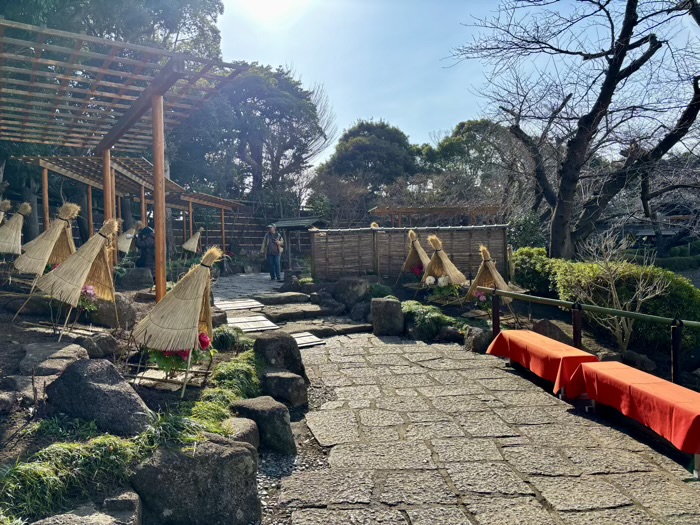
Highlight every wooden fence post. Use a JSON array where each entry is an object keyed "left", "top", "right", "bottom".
[
  {"left": 572, "top": 303, "right": 583, "bottom": 349},
  {"left": 671, "top": 319, "right": 683, "bottom": 385},
  {"left": 492, "top": 288, "right": 501, "bottom": 338}
]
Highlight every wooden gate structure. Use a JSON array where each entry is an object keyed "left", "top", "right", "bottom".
[{"left": 310, "top": 225, "right": 508, "bottom": 281}]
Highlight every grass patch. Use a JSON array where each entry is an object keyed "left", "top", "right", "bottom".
[
  {"left": 210, "top": 350, "right": 262, "bottom": 398},
  {"left": 401, "top": 300, "right": 466, "bottom": 341},
  {"left": 22, "top": 417, "right": 100, "bottom": 442},
  {"left": 212, "top": 325, "right": 247, "bottom": 352}
]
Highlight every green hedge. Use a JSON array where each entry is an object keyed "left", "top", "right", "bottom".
[
  {"left": 513, "top": 248, "right": 700, "bottom": 350},
  {"left": 627, "top": 252, "right": 700, "bottom": 272}
]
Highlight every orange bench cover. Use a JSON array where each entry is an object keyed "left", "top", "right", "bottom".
[
  {"left": 486, "top": 330, "right": 599, "bottom": 394},
  {"left": 568, "top": 361, "right": 700, "bottom": 454}
]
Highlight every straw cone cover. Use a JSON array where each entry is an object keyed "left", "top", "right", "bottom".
[
  {"left": 0, "top": 200, "right": 11, "bottom": 225},
  {"left": 466, "top": 245, "right": 512, "bottom": 303},
  {"left": 401, "top": 230, "right": 431, "bottom": 274},
  {"left": 0, "top": 203, "right": 31, "bottom": 255},
  {"left": 182, "top": 227, "right": 204, "bottom": 253},
  {"left": 133, "top": 247, "right": 222, "bottom": 351},
  {"left": 35, "top": 219, "right": 117, "bottom": 307},
  {"left": 15, "top": 203, "right": 80, "bottom": 276},
  {"left": 422, "top": 234, "right": 467, "bottom": 285}
]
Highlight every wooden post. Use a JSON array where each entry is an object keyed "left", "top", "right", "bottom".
[
  {"left": 140, "top": 185, "right": 147, "bottom": 224},
  {"left": 117, "top": 196, "right": 122, "bottom": 221},
  {"left": 102, "top": 150, "right": 113, "bottom": 222},
  {"left": 672, "top": 319, "right": 683, "bottom": 385},
  {"left": 41, "top": 167, "right": 50, "bottom": 230},
  {"left": 572, "top": 303, "right": 583, "bottom": 349},
  {"left": 87, "top": 186, "right": 94, "bottom": 236},
  {"left": 188, "top": 201, "right": 193, "bottom": 238},
  {"left": 182, "top": 210, "right": 187, "bottom": 244},
  {"left": 492, "top": 288, "right": 501, "bottom": 338},
  {"left": 220, "top": 208, "right": 226, "bottom": 252},
  {"left": 112, "top": 168, "right": 118, "bottom": 265},
  {"left": 152, "top": 94, "right": 167, "bottom": 302}
]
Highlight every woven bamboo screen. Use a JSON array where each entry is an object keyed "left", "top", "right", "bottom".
[{"left": 311, "top": 225, "right": 508, "bottom": 281}]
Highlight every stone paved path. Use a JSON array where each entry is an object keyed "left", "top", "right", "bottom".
[
  {"left": 213, "top": 273, "right": 280, "bottom": 303},
  {"left": 281, "top": 333, "right": 700, "bottom": 525}
]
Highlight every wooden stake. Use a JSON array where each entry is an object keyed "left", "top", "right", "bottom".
[
  {"left": 152, "top": 94, "right": 167, "bottom": 302},
  {"left": 41, "top": 167, "right": 50, "bottom": 231},
  {"left": 188, "top": 200, "right": 193, "bottom": 238}
]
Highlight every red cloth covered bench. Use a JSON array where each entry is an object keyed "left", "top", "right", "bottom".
[
  {"left": 567, "top": 361, "right": 700, "bottom": 458},
  {"left": 486, "top": 330, "right": 599, "bottom": 394}
]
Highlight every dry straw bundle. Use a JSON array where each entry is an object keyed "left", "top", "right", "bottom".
[
  {"left": 35, "top": 219, "right": 118, "bottom": 307},
  {"left": 422, "top": 234, "right": 467, "bottom": 285},
  {"left": 133, "top": 246, "right": 221, "bottom": 351},
  {"left": 401, "top": 230, "right": 431, "bottom": 274},
  {"left": 0, "top": 203, "right": 31, "bottom": 255},
  {"left": 182, "top": 226, "right": 204, "bottom": 253},
  {"left": 466, "top": 245, "right": 512, "bottom": 304},
  {"left": 15, "top": 203, "right": 80, "bottom": 276},
  {"left": 370, "top": 222, "right": 380, "bottom": 228},
  {"left": 117, "top": 227, "right": 136, "bottom": 254},
  {"left": 0, "top": 200, "right": 12, "bottom": 225}
]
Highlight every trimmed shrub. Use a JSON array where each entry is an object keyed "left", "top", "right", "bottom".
[
  {"left": 401, "top": 300, "right": 463, "bottom": 341},
  {"left": 508, "top": 212, "right": 547, "bottom": 249},
  {"left": 213, "top": 325, "right": 246, "bottom": 352},
  {"left": 370, "top": 283, "right": 393, "bottom": 298},
  {"left": 511, "top": 247, "right": 561, "bottom": 296}
]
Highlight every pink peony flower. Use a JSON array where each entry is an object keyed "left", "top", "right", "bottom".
[
  {"left": 479, "top": 295, "right": 487, "bottom": 302},
  {"left": 199, "top": 332, "right": 211, "bottom": 350}
]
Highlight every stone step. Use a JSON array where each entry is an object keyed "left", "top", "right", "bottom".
[
  {"left": 278, "top": 317, "right": 372, "bottom": 338},
  {"left": 250, "top": 292, "right": 310, "bottom": 305},
  {"left": 262, "top": 303, "right": 344, "bottom": 323}
]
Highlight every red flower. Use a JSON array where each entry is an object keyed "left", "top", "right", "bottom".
[
  {"left": 199, "top": 332, "right": 211, "bottom": 350},
  {"left": 162, "top": 349, "right": 191, "bottom": 360},
  {"left": 411, "top": 264, "right": 424, "bottom": 277}
]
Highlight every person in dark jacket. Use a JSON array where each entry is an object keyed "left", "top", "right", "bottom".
[
  {"left": 134, "top": 220, "right": 156, "bottom": 276},
  {"left": 260, "top": 224, "right": 284, "bottom": 282}
]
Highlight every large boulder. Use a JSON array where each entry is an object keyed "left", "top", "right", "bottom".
[
  {"left": 532, "top": 318, "right": 573, "bottom": 345},
  {"left": 253, "top": 332, "right": 307, "bottom": 380},
  {"left": 46, "top": 359, "right": 150, "bottom": 436},
  {"left": 371, "top": 297, "right": 404, "bottom": 336},
  {"left": 232, "top": 396, "right": 296, "bottom": 455},
  {"left": 90, "top": 293, "right": 137, "bottom": 330},
  {"left": 211, "top": 308, "right": 227, "bottom": 328},
  {"left": 262, "top": 369, "right": 308, "bottom": 407},
  {"left": 464, "top": 326, "right": 493, "bottom": 354},
  {"left": 221, "top": 417, "right": 260, "bottom": 449},
  {"left": 350, "top": 301, "right": 371, "bottom": 322},
  {"left": 332, "top": 277, "right": 370, "bottom": 309},
  {"left": 115, "top": 267, "right": 154, "bottom": 291},
  {"left": 76, "top": 333, "right": 120, "bottom": 359},
  {"left": 252, "top": 292, "right": 310, "bottom": 305},
  {"left": 623, "top": 350, "right": 657, "bottom": 372},
  {"left": 19, "top": 342, "right": 88, "bottom": 376},
  {"left": 30, "top": 491, "right": 141, "bottom": 525},
  {"left": 131, "top": 437, "right": 259, "bottom": 525},
  {"left": 0, "top": 392, "right": 18, "bottom": 415},
  {"left": 2, "top": 294, "right": 53, "bottom": 317}
]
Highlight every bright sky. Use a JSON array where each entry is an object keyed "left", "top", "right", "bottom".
[{"left": 218, "top": 0, "right": 492, "bottom": 160}]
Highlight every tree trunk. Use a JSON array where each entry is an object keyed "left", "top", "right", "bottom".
[{"left": 22, "top": 179, "right": 40, "bottom": 243}]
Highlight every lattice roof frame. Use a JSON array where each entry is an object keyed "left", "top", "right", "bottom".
[
  {"left": 0, "top": 17, "right": 245, "bottom": 153},
  {"left": 12, "top": 155, "right": 185, "bottom": 196}
]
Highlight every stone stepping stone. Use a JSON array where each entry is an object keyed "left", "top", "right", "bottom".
[
  {"left": 228, "top": 315, "right": 279, "bottom": 333},
  {"left": 292, "top": 331, "right": 325, "bottom": 349},
  {"left": 216, "top": 298, "right": 264, "bottom": 311}
]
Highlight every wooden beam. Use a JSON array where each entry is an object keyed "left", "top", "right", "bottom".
[
  {"left": 140, "top": 185, "right": 147, "bottom": 224},
  {"left": 221, "top": 208, "right": 226, "bottom": 252},
  {"left": 41, "top": 167, "right": 49, "bottom": 230},
  {"left": 188, "top": 200, "right": 193, "bottom": 238},
  {"left": 152, "top": 94, "right": 167, "bottom": 302},
  {"left": 182, "top": 210, "right": 187, "bottom": 243},
  {"left": 95, "top": 58, "right": 185, "bottom": 154},
  {"left": 87, "top": 185, "right": 94, "bottom": 236}
]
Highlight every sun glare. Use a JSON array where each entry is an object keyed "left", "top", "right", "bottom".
[{"left": 234, "top": 0, "right": 314, "bottom": 27}]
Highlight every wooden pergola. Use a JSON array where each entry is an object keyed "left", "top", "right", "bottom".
[
  {"left": 0, "top": 17, "right": 246, "bottom": 300},
  {"left": 369, "top": 205, "right": 503, "bottom": 227}
]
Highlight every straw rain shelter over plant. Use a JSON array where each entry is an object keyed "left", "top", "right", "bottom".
[
  {"left": 466, "top": 245, "right": 514, "bottom": 304},
  {"left": 35, "top": 219, "right": 118, "bottom": 308},
  {"left": 0, "top": 203, "right": 32, "bottom": 255},
  {"left": 401, "top": 229, "right": 431, "bottom": 274},
  {"left": 14, "top": 203, "right": 80, "bottom": 277},
  {"left": 182, "top": 227, "right": 204, "bottom": 254},
  {"left": 118, "top": 228, "right": 136, "bottom": 254},
  {"left": 133, "top": 246, "right": 222, "bottom": 351},
  {"left": 422, "top": 234, "right": 467, "bottom": 285}
]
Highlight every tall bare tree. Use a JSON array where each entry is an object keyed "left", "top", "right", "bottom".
[{"left": 457, "top": 0, "right": 700, "bottom": 258}]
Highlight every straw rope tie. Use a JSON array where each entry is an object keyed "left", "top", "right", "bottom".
[{"left": 98, "top": 232, "right": 108, "bottom": 239}]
